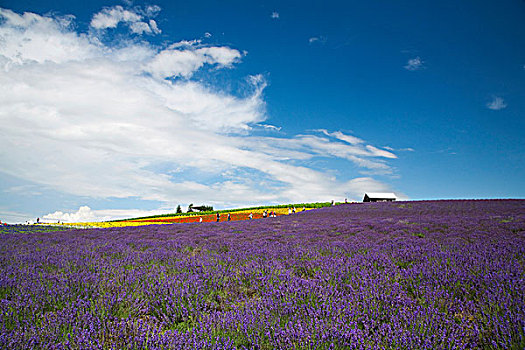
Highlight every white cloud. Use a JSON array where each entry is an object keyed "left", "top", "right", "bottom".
[
  {"left": 309, "top": 36, "right": 327, "bottom": 45},
  {"left": 144, "top": 5, "right": 161, "bottom": 17},
  {"left": 271, "top": 12, "right": 279, "bottom": 19},
  {"left": 404, "top": 56, "right": 424, "bottom": 71},
  {"left": 0, "top": 7, "right": 403, "bottom": 219},
  {"left": 145, "top": 49, "right": 208, "bottom": 78},
  {"left": 90, "top": 6, "right": 142, "bottom": 29},
  {"left": 90, "top": 5, "right": 161, "bottom": 35},
  {"left": 145, "top": 45, "right": 242, "bottom": 79},
  {"left": 486, "top": 96, "right": 507, "bottom": 110},
  {"left": 43, "top": 206, "right": 175, "bottom": 222},
  {"left": 44, "top": 206, "right": 98, "bottom": 222},
  {"left": 0, "top": 8, "right": 98, "bottom": 66},
  {"left": 204, "top": 32, "right": 212, "bottom": 38},
  {"left": 169, "top": 39, "right": 201, "bottom": 48},
  {"left": 129, "top": 20, "right": 161, "bottom": 35},
  {"left": 130, "top": 21, "right": 151, "bottom": 34},
  {"left": 197, "top": 46, "right": 242, "bottom": 66}
]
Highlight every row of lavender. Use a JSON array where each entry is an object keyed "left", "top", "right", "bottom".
[{"left": 1, "top": 200, "right": 524, "bottom": 349}]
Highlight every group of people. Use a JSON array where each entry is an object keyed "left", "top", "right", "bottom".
[
  {"left": 211, "top": 205, "right": 311, "bottom": 223},
  {"left": 216, "top": 212, "right": 232, "bottom": 222},
  {"left": 262, "top": 210, "right": 277, "bottom": 218}
]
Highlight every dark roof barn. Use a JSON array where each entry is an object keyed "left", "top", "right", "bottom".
[{"left": 363, "top": 192, "right": 397, "bottom": 202}]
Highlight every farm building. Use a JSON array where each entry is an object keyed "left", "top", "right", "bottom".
[{"left": 363, "top": 192, "right": 397, "bottom": 202}]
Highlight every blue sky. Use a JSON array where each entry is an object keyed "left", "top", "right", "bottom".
[{"left": 1, "top": 0, "right": 524, "bottom": 223}]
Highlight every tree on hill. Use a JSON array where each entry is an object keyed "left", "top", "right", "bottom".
[
  {"left": 176, "top": 205, "right": 182, "bottom": 214},
  {"left": 192, "top": 205, "right": 214, "bottom": 212},
  {"left": 187, "top": 203, "right": 193, "bottom": 213}
]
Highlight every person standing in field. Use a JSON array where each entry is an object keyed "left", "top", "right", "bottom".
[
  {"left": 249, "top": 213, "right": 253, "bottom": 220},
  {"left": 199, "top": 217, "right": 203, "bottom": 223},
  {"left": 227, "top": 213, "right": 231, "bottom": 221},
  {"left": 288, "top": 208, "right": 292, "bottom": 215},
  {"left": 216, "top": 213, "right": 220, "bottom": 222}
]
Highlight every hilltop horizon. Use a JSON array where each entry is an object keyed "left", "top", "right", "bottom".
[{"left": 5, "top": 197, "right": 524, "bottom": 225}]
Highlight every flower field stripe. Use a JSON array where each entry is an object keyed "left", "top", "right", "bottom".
[
  {"left": 57, "top": 207, "right": 317, "bottom": 227},
  {"left": 127, "top": 208, "right": 312, "bottom": 223}
]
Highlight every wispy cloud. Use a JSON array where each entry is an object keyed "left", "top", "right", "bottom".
[
  {"left": 0, "top": 7, "right": 402, "bottom": 219},
  {"left": 404, "top": 56, "right": 424, "bottom": 71},
  {"left": 0, "top": 208, "right": 34, "bottom": 224},
  {"left": 308, "top": 36, "right": 327, "bottom": 45},
  {"left": 318, "top": 129, "right": 364, "bottom": 145},
  {"left": 258, "top": 124, "right": 282, "bottom": 132},
  {"left": 271, "top": 11, "right": 279, "bottom": 19},
  {"left": 384, "top": 146, "right": 414, "bottom": 152},
  {"left": 486, "top": 96, "right": 507, "bottom": 110}
]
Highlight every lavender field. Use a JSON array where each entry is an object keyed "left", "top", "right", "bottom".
[{"left": 1, "top": 200, "right": 524, "bottom": 349}]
